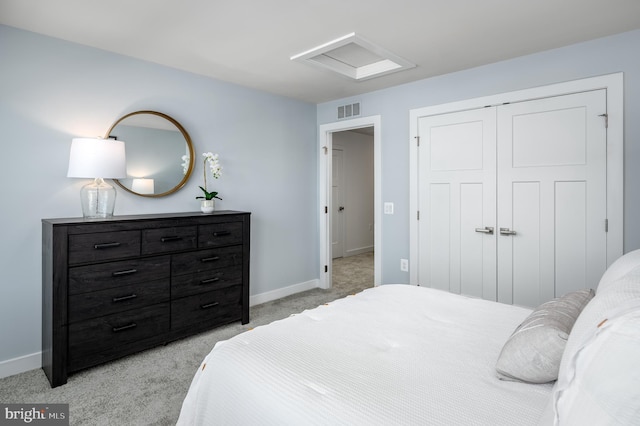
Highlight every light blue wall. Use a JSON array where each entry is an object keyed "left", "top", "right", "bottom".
[
  {"left": 0, "top": 25, "right": 318, "bottom": 365},
  {"left": 3, "top": 22, "right": 640, "bottom": 372},
  {"left": 318, "top": 29, "right": 640, "bottom": 285}
]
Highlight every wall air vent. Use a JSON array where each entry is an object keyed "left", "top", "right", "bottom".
[
  {"left": 338, "top": 102, "right": 361, "bottom": 119},
  {"left": 291, "top": 33, "right": 415, "bottom": 81}
]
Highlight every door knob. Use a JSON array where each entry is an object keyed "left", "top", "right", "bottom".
[
  {"left": 500, "top": 228, "right": 517, "bottom": 235},
  {"left": 474, "top": 226, "right": 494, "bottom": 234},
  {"left": 338, "top": 206, "right": 345, "bottom": 211}
]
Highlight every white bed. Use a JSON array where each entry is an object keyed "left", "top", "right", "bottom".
[
  {"left": 177, "top": 285, "right": 553, "bottom": 425},
  {"left": 179, "top": 249, "right": 640, "bottom": 426}
]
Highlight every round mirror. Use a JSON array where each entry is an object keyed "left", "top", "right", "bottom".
[{"left": 105, "top": 111, "right": 194, "bottom": 197}]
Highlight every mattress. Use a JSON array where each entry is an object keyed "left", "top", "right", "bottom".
[{"left": 177, "top": 284, "right": 553, "bottom": 425}]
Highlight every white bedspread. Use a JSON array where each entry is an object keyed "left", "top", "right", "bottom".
[{"left": 177, "top": 285, "right": 553, "bottom": 425}]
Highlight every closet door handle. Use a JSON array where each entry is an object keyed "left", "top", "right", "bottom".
[
  {"left": 500, "top": 228, "right": 517, "bottom": 236},
  {"left": 475, "top": 227, "right": 494, "bottom": 234}
]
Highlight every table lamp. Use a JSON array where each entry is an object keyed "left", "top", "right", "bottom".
[{"left": 67, "top": 138, "right": 127, "bottom": 218}]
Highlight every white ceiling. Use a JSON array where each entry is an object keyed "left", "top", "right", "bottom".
[{"left": 2, "top": 0, "right": 640, "bottom": 104}]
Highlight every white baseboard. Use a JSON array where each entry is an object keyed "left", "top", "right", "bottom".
[
  {"left": 250, "top": 279, "right": 320, "bottom": 306},
  {"left": 0, "top": 352, "right": 41, "bottom": 379},
  {"left": 344, "top": 246, "right": 374, "bottom": 257}
]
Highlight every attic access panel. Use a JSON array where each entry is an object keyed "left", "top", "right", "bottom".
[{"left": 291, "top": 33, "right": 415, "bottom": 81}]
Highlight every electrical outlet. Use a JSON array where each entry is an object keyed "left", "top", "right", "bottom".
[
  {"left": 400, "top": 258, "right": 409, "bottom": 272},
  {"left": 384, "top": 202, "right": 394, "bottom": 214}
]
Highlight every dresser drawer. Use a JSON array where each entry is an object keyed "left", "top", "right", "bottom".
[
  {"left": 69, "top": 230, "right": 140, "bottom": 265},
  {"left": 69, "top": 256, "right": 170, "bottom": 295},
  {"left": 172, "top": 245, "right": 242, "bottom": 276},
  {"left": 172, "top": 266, "right": 242, "bottom": 298},
  {"left": 141, "top": 226, "right": 197, "bottom": 255},
  {"left": 172, "top": 286, "right": 242, "bottom": 331},
  {"left": 69, "top": 303, "right": 169, "bottom": 362},
  {"left": 68, "top": 279, "right": 169, "bottom": 323},
  {"left": 198, "top": 222, "right": 243, "bottom": 248}
]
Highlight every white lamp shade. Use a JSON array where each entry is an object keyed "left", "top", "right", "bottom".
[
  {"left": 67, "top": 138, "right": 127, "bottom": 179},
  {"left": 132, "top": 178, "right": 155, "bottom": 194}
]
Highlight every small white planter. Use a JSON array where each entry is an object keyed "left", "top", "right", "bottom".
[{"left": 200, "top": 199, "right": 215, "bottom": 213}]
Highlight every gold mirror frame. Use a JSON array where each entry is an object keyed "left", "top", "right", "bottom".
[{"left": 105, "top": 111, "right": 195, "bottom": 197}]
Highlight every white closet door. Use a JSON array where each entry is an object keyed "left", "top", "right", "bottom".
[
  {"left": 418, "top": 108, "right": 497, "bottom": 299},
  {"left": 497, "top": 90, "right": 607, "bottom": 306}
]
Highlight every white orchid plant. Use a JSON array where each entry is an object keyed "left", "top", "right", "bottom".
[{"left": 196, "top": 152, "right": 223, "bottom": 201}]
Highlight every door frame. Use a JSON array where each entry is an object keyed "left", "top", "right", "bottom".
[
  {"left": 319, "top": 115, "right": 382, "bottom": 289},
  {"left": 409, "top": 73, "right": 624, "bottom": 285}
]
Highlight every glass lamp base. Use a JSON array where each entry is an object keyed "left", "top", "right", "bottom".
[{"left": 80, "top": 178, "right": 117, "bottom": 219}]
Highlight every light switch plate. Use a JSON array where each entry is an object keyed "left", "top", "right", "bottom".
[{"left": 384, "top": 202, "right": 394, "bottom": 214}]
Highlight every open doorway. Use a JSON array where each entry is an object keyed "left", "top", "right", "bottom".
[
  {"left": 331, "top": 128, "right": 374, "bottom": 294},
  {"left": 319, "top": 115, "right": 381, "bottom": 290}
]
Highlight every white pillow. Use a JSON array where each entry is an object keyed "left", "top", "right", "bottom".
[
  {"left": 495, "top": 289, "right": 594, "bottom": 383},
  {"left": 552, "top": 309, "right": 640, "bottom": 425},
  {"left": 559, "top": 266, "right": 640, "bottom": 382},
  {"left": 549, "top": 268, "right": 640, "bottom": 424},
  {"left": 597, "top": 249, "right": 640, "bottom": 294}
]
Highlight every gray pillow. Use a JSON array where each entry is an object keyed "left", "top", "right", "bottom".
[{"left": 495, "top": 288, "right": 595, "bottom": 383}]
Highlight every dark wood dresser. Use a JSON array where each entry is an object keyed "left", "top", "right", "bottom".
[{"left": 42, "top": 211, "right": 250, "bottom": 387}]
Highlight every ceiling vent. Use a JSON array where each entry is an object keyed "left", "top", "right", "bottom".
[
  {"left": 291, "top": 33, "right": 415, "bottom": 81},
  {"left": 338, "top": 102, "right": 361, "bottom": 119}
]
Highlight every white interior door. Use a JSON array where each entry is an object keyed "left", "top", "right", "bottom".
[
  {"left": 418, "top": 108, "right": 497, "bottom": 299},
  {"left": 497, "top": 90, "right": 608, "bottom": 306},
  {"left": 332, "top": 148, "right": 345, "bottom": 259}
]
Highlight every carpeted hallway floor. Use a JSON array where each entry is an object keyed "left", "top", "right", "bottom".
[
  {"left": 332, "top": 251, "right": 374, "bottom": 293},
  {"left": 0, "top": 252, "right": 374, "bottom": 425}
]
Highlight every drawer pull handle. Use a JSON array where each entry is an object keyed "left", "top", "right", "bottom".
[
  {"left": 112, "top": 323, "right": 137, "bottom": 333},
  {"left": 213, "top": 231, "right": 231, "bottom": 237},
  {"left": 200, "top": 277, "right": 221, "bottom": 285},
  {"left": 112, "top": 269, "right": 138, "bottom": 277},
  {"left": 201, "top": 302, "right": 220, "bottom": 310},
  {"left": 112, "top": 294, "right": 138, "bottom": 303},
  {"left": 161, "top": 236, "right": 183, "bottom": 242},
  {"left": 201, "top": 256, "right": 220, "bottom": 262},
  {"left": 94, "top": 242, "right": 121, "bottom": 249}
]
